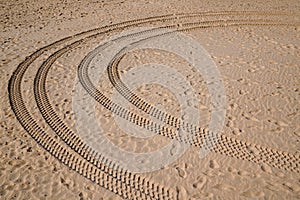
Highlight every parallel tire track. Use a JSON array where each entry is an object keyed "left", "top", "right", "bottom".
[
  {"left": 80, "top": 18, "right": 300, "bottom": 172},
  {"left": 9, "top": 11, "right": 300, "bottom": 200},
  {"left": 105, "top": 23, "right": 300, "bottom": 172}
]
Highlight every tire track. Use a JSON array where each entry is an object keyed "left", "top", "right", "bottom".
[
  {"left": 106, "top": 26, "right": 300, "bottom": 172},
  {"left": 9, "top": 11, "right": 300, "bottom": 200},
  {"left": 80, "top": 18, "right": 299, "bottom": 172}
]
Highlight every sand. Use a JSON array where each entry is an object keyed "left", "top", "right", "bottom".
[{"left": 1, "top": 0, "right": 299, "bottom": 199}]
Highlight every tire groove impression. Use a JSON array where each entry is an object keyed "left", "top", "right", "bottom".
[
  {"left": 81, "top": 18, "right": 299, "bottom": 172},
  {"left": 8, "top": 11, "right": 300, "bottom": 200}
]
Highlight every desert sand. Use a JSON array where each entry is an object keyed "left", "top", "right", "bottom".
[{"left": 0, "top": 0, "right": 299, "bottom": 199}]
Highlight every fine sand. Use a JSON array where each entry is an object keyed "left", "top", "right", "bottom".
[{"left": 1, "top": 0, "right": 299, "bottom": 199}]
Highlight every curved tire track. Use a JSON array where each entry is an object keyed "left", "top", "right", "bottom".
[{"left": 9, "top": 11, "right": 300, "bottom": 200}]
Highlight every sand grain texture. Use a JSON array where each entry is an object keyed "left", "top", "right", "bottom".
[{"left": 1, "top": 0, "right": 300, "bottom": 199}]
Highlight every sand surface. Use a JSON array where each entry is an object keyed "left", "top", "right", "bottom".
[{"left": 1, "top": 0, "right": 300, "bottom": 199}]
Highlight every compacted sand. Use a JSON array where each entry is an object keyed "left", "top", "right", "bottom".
[{"left": 1, "top": 0, "right": 299, "bottom": 199}]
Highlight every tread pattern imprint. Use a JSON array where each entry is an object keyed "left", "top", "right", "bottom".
[{"left": 7, "top": 11, "right": 300, "bottom": 199}]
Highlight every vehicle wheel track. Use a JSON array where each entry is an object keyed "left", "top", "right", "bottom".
[
  {"left": 8, "top": 11, "right": 300, "bottom": 200},
  {"left": 80, "top": 17, "right": 299, "bottom": 172}
]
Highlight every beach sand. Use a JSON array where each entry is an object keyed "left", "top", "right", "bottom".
[{"left": 1, "top": 0, "right": 299, "bottom": 199}]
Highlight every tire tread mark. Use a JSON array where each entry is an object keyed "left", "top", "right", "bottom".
[{"left": 8, "top": 11, "right": 300, "bottom": 200}]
